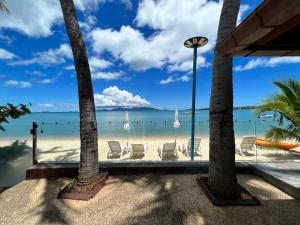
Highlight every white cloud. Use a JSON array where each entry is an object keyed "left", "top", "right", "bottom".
[
  {"left": 37, "top": 79, "right": 55, "bottom": 84},
  {"left": 178, "top": 75, "right": 190, "bottom": 82},
  {"left": 89, "top": 57, "right": 112, "bottom": 71},
  {"left": 38, "top": 103, "right": 55, "bottom": 108},
  {"left": 235, "top": 57, "right": 300, "bottom": 71},
  {"left": 94, "top": 86, "right": 150, "bottom": 107},
  {"left": 37, "top": 103, "right": 78, "bottom": 110},
  {"left": 89, "top": 0, "right": 220, "bottom": 71},
  {"left": 64, "top": 56, "right": 112, "bottom": 72},
  {"left": 9, "top": 44, "right": 72, "bottom": 67},
  {"left": 167, "top": 56, "right": 209, "bottom": 72},
  {"left": 74, "top": 0, "right": 104, "bottom": 11},
  {"left": 75, "top": 0, "right": 133, "bottom": 11},
  {"left": 0, "top": 32, "right": 14, "bottom": 45},
  {"left": 0, "top": 0, "right": 62, "bottom": 37},
  {"left": 160, "top": 74, "right": 190, "bottom": 84},
  {"left": 25, "top": 71, "right": 47, "bottom": 77},
  {"left": 89, "top": 0, "right": 249, "bottom": 72},
  {"left": 64, "top": 65, "right": 75, "bottom": 70},
  {"left": 4, "top": 80, "right": 32, "bottom": 88},
  {"left": 79, "top": 15, "right": 98, "bottom": 32},
  {"left": 0, "top": 48, "right": 16, "bottom": 59},
  {"left": 120, "top": 0, "right": 133, "bottom": 10},
  {"left": 160, "top": 76, "right": 175, "bottom": 84},
  {"left": 0, "top": 0, "right": 117, "bottom": 37},
  {"left": 92, "top": 71, "right": 123, "bottom": 80}
]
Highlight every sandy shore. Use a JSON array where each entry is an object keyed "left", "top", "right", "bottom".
[
  {"left": 1, "top": 174, "right": 300, "bottom": 225},
  {"left": 1, "top": 136, "right": 300, "bottom": 162}
]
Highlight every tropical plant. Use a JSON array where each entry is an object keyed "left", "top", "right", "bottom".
[
  {"left": 256, "top": 79, "right": 300, "bottom": 142},
  {"left": 0, "top": 0, "right": 9, "bottom": 14},
  {"left": 0, "top": 3, "right": 31, "bottom": 132},
  {"left": 0, "top": 103, "right": 31, "bottom": 131},
  {"left": 208, "top": 0, "right": 241, "bottom": 199},
  {"left": 60, "top": 0, "right": 99, "bottom": 186}
]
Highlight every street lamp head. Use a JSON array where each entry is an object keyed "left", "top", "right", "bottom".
[{"left": 184, "top": 36, "right": 208, "bottom": 48}]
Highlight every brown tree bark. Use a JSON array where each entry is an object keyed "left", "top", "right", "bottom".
[
  {"left": 60, "top": 0, "right": 99, "bottom": 184},
  {"left": 208, "top": 0, "right": 241, "bottom": 199}
]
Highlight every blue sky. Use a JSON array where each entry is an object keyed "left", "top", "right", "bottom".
[{"left": 0, "top": 0, "right": 299, "bottom": 112}]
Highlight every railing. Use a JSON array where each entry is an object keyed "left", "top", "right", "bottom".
[{"left": 22, "top": 120, "right": 300, "bottom": 163}]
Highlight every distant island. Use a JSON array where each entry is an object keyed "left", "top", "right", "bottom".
[
  {"left": 96, "top": 106, "right": 159, "bottom": 111},
  {"left": 186, "top": 106, "right": 258, "bottom": 111}
]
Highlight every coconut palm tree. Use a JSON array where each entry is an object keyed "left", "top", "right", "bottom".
[
  {"left": 208, "top": 0, "right": 241, "bottom": 199},
  {"left": 60, "top": 0, "right": 99, "bottom": 185},
  {"left": 256, "top": 79, "right": 300, "bottom": 142},
  {"left": 0, "top": 0, "right": 9, "bottom": 14}
]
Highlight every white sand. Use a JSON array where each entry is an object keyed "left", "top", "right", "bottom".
[{"left": 1, "top": 136, "right": 300, "bottom": 162}]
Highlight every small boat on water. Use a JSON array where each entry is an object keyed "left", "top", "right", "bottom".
[
  {"left": 256, "top": 138, "right": 300, "bottom": 150},
  {"left": 258, "top": 114, "right": 273, "bottom": 119}
]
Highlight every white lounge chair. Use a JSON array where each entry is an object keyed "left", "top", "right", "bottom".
[
  {"left": 129, "top": 144, "right": 147, "bottom": 159},
  {"left": 158, "top": 142, "right": 178, "bottom": 160},
  {"left": 107, "top": 141, "right": 126, "bottom": 159},
  {"left": 235, "top": 136, "right": 256, "bottom": 156},
  {"left": 179, "top": 137, "right": 202, "bottom": 156}
]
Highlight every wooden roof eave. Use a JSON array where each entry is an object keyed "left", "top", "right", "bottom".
[{"left": 216, "top": 0, "right": 300, "bottom": 57}]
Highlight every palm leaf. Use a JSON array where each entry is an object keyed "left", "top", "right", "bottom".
[
  {"left": 265, "top": 126, "right": 300, "bottom": 143},
  {"left": 0, "top": 0, "right": 9, "bottom": 14},
  {"left": 256, "top": 79, "right": 300, "bottom": 143}
]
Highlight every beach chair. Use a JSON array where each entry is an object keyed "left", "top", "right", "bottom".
[
  {"left": 179, "top": 137, "right": 202, "bottom": 157},
  {"left": 235, "top": 136, "right": 256, "bottom": 156},
  {"left": 158, "top": 142, "right": 178, "bottom": 160},
  {"left": 107, "top": 141, "right": 126, "bottom": 159},
  {"left": 129, "top": 144, "right": 147, "bottom": 159}
]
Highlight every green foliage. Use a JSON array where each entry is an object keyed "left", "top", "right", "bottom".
[
  {"left": 0, "top": 0, "right": 9, "bottom": 14},
  {"left": 256, "top": 79, "right": 300, "bottom": 142},
  {"left": 0, "top": 103, "right": 31, "bottom": 131}
]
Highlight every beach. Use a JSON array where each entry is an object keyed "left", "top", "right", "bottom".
[
  {"left": 1, "top": 136, "right": 299, "bottom": 163},
  {"left": 1, "top": 110, "right": 299, "bottom": 187}
]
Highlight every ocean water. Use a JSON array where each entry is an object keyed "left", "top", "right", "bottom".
[
  {"left": 0, "top": 110, "right": 279, "bottom": 187},
  {"left": 1, "top": 110, "right": 276, "bottom": 140}
]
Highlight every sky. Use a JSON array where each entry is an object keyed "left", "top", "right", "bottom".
[{"left": 0, "top": 0, "right": 299, "bottom": 112}]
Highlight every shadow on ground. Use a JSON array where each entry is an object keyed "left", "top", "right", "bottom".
[
  {"left": 0, "top": 140, "right": 31, "bottom": 160},
  {"left": 0, "top": 140, "right": 32, "bottom": 187},
  {"left": 37, "top": 146, "right": 79, "bottom": 162},
  {"left": 1, "top": 174, "right": 300, "bottom": 225}
]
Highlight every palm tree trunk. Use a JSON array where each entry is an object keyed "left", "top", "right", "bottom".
[
  {"left": 60, "top": 0, "right": 99, "bottom": 184},
  {"left": 208, "top": 0, "right": 241, "bottom": 199}
]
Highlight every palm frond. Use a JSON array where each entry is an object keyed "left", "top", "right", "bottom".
[
  {"left": 0, "top": 0, "right": 9, "bottom": 14},
  {"left": 265, "top": 126, "right": 300, "bottom": 143},
  {"left": 257, "top": 79, "right": 300, "bottom": 143}
]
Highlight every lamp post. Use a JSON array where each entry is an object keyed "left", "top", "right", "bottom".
[{"left": 184, "top": 36, "right": 208, "bottom": 161}]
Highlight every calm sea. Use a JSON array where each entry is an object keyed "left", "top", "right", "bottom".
[
  {"left": 1, "top": 110, "right": 276, "bottom": 140},
  {"left": 0, "top": 109, "right": 278, "bottom": 187}
]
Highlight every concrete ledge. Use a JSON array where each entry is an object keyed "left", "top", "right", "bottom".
[
  {"left": 251, "top": 164, "right": 300, "bottom": 201},
  {"left": 26, "top": 161, "right": 252, "bottom": 179}
]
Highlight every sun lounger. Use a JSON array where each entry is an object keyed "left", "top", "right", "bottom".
[
  {"left": 129, "top": 144, "right": 147, "bottom": 159},
  {"left": 107, "top": 141, "right": 126, "bottom": 159},
  {"left": 179, "top": 137, "right": 202, "bottom": 156},
  {"left": 235, "top": 136, "right": 256, "bottom": 156},
  {"left": 158, "top": 142, "right": 178, "bottom": 160}
]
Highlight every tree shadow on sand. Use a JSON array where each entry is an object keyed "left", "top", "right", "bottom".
[
  {"left": 37, "top": 147, "right": 80, "bottom": 162},
  {"left": 0, "top": 140, "right": 32, "bottom": 186},
  {"left": 28, "top": 178, "right": 79, "bottom": 225},
  {"left": 103, "top": 174, "right": 300, "bottom": 225},
  {"left": 0, "top": 140, "right": 31, "bottom": 161},
  {"left": 107, "top": 174, "right": 197, "bottom": 225}
]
